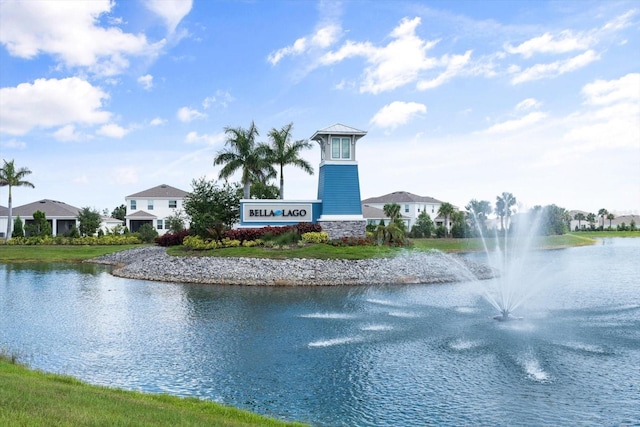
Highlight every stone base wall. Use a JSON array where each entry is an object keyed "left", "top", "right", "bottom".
[{"left": 318, "top": 220, "right": 366, "bottom": 240}]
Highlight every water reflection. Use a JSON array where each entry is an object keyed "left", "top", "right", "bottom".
[{"left": 1, "top": 238, "right": 639, "bottom": 426}]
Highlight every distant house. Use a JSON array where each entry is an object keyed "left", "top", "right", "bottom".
[
  {"left": 10, "top": 199, "right": 80, "bottom": 236},
  {"left": 125, "top": 184, "right": 188, "bottom": 235},
  {"left": 0, "top": 199, "right": 123, "bottom": 237},
  {"left": 361, "top": 204, "right": 411, "bottom": 228},
  {"left": 100, "top": 216, "right": 124, "bottom": 234},
  {"left": 361, "top": 191, "right": 451, "bottom": 229},
  {"left": 0, "top": 205, "right": 8, "bottom": 238}
]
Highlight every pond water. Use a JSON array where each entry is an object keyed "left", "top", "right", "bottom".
[{"left": 1, "top": 238, "right": 639, "bottom": 426}]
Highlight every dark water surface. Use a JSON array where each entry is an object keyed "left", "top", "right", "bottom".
[{"left": 1, "top": 238, "right": 639, "bottom": 426}]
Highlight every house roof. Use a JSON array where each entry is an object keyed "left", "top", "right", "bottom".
[
  {"left": 311, "top": 123, "right": 367, "bottom": 140},
  {"left": 126, "top": 184, "right": 188, "bottom": 199},
  {"left": 101, "top": 216, "right": 124, "bottom": 224},
  {"left": 362, "top": 204, "right": 410, "bottom": 220},
  {"left": 362, "top": 191, "right": 444, "bottom": 205},
  {"left": 125, "top": 210, "right": 157, "bottom": 219},
  {"left": 12, "top": 199, "right": 80, "bottom": 218},
  {"left": 0, "top": 205, "right": 7, "bottom": 215}
]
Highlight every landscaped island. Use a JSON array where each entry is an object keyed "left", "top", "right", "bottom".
[{"left": 89, "top": 246, "right": 493, "bottom": 286}]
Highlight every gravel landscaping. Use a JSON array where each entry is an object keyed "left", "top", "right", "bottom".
[{"left": 89, "top": 246, "right": 493, "bottom": 286}]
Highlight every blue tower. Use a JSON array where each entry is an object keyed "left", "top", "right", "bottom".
[{"left": 310, "top": 123, "right": 367, "bottom": 238}]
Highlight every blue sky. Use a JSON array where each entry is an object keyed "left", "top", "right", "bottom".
[{"left": 1, "top": 0, "right": 639, "bottom": 216}]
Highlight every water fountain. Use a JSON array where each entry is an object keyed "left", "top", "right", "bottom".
[{"left": 470, "top": 209, "right": 547, "bottom": 321}]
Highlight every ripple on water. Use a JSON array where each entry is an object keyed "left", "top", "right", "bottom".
[
  {"left": 360, "top": 324, "right": 394, "bottom": 331},
  {"left": 299, "top": 312, "right": 357, "bottom": 320},
  {"left": 519, "top": 354, "right": 552, "bottom": 383},
  {"left": 308, "top": 336, "right": 363, "bottom": 348},
  {"left": 449, "top": 339, "right": 483, "bottom": 351}
]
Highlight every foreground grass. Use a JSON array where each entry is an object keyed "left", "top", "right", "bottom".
[
  {"left": 3, "top": 231, "right": 635, "bottom": 263},
  {"left": 0, "top": 356, "right": 305, "bottom": 427},
  {"left": 0, "top": 244, "right": 143, "bottom": 263}
]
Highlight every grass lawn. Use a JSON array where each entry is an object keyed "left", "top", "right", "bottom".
[
  {"left": 2, "top": 231, "right": 636, "bottom": 264},
  {"left": 0, "top": 244, "right": 143, "bottom": 263},
  {"left": 0, "top": 355, "right": 306, "bottom": 427}
]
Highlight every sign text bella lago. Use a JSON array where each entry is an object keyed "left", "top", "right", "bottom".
[{"left": 242, "top": 203, "right": 313, "bottom": 222}]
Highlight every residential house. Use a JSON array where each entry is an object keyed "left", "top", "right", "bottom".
[
  {"left": 0, "top": 205, "right": 7, "bottom": 238},
  {"left": 125, "top": 184, "right": 188, "bottom": 235},
  {"left": 362, "top": 191, "right": 451, "bottom": 229},
  {"left": 361, "top": 204, "right": 411, "bottom": 228},
  {"left": 0, "top": 199, "right": 124, "bottom": 237}
]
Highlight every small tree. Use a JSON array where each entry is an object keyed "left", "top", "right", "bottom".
[
  {"left": 184, "top": 177, "right": 241, "bottom": 238},
  {"left": 111, "top": 204, "right": 126, "bottom": 221},
  {"left": 12, "top": 216, "right": 24, "bottom": 238},
  {"left": 25, "top": 210, "right": 52, "bottom": 237},
  {"left": 410, "top": 210, "right": 434, "bottom": 238},
  {"left": 137, "top": 223, "right": 159, "bottom": 243},
  {"left": 77, "top": 207, "right": 102, "bottom": 236},
  {"left": 165, "top": 209, "right": 188, "bottom": 233},
  {"left": 574, "top": 212, "right": 586, "bottom": 230}
]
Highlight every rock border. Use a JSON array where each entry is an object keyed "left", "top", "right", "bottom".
[{"left": 88, "top": 246, "right": 492, "bottom": 286}]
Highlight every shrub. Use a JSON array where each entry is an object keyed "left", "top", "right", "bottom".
[
  {"left": 302, "top": 232, "right": 329, "bottom": 244},
  {"left": 221, "top": 238, "right": 241, "bottom": 248},
  {"left": 12, "top": 216, "right": 24, "bottom": 238},
  {"left": 155, "top": 230, "right": 190, "bottom": 247},
  {"left": 136, "top": 223, "right": 159, "bottom": 243},
  {"left": 183, "top": 235, "right": 217, "bottom": 250}
]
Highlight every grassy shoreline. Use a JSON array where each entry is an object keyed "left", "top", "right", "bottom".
[
  {"left": 1, "top": 233, "right": 634, "bottom": 263},
  {"left": 0, "top": 355, "right": 305, "bottom": 426}
]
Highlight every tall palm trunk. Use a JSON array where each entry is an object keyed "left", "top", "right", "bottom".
[{"left": 6, "top": 186, "right": 12, "bottom": 239}]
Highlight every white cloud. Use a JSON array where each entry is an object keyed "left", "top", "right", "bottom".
[
  {"left": 0, "top": 0, "right": 164, "bottom": 76},
  {"left": 510, "top": 50, "right": 600, "bottom": 84},
  {"left": 417, "top": 50, "right": 472, "bottom": 90},
  {"left": 202, "top": 90, "right": 235, "bottom": 109},
  {"left": 137, "top": 74, "right": 154, "bottom": 90},
  {"left": 268, "top": 24, "right": 341, "bottom": 65},
  {"left": 370, "top": 101, "right": 427, "bottom": 129},
  {"left": 177, "top": 107, "right": 206, "bottom": 123},
  {"left": 53, "top": 125, "right": 83, "bottom": 142},
  {"left": 185, "top": 131, "right": 225, "bottom": 146},
  {"left": 504, "top": 31, "right": 593, "bottom": 58},
  {"left": 485, "top": 112, "right": 548, "bottom": 134},
  {"left": 516, "top": 98, "right": 542, "bottom": 111},
  {"left": 0, "top": 139, "right": 27, "bottom": 149},
  {"left": 111, "top": 166, "right": 138, "bottom": 185},
  {"left": 149, "top": 117, "right": 166, "bottom": 126},
  {"left": 581, "top": 73, "right": 640, "bottom": 106},
  {"left": 97, "top": 123, "right": 129, "bottom": 138},
  {"left": 0, "top": 77, "right": 111, "bottom": 135},
  {"left": 144, "top": 0, "right": 193, "bottom": 34}
]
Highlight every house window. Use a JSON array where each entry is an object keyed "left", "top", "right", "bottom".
[
  {"left": 130, "top": 200, "right": 136, "bottom": 210},
  {"left": 404, "top": 204, "right": 409, "bottom": 213},
  {"left": 331, "top": 137, "right": 351, "bottom": 159},
  {"left": 169, "top": 200, "right": 177, "bottom": 209},
  {"left": 157, "top": 220, "right": 163, "bottom": 230},
  {"left": 148, "top": 200, "right": 154, "bottom": 210}
]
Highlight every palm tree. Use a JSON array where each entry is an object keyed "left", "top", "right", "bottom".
[
  {"left": 606, "top": 212, "right": 615, "bottom": 229},
  {"left": 597, "top": 208, "right": 608, "bottom": 229},
  {"left": 213, "top": 121, "right": 275, "bottom": 199},
  {"left": 266, "top": 123, "right": 314, "bottom": 199},
  {"left": 383, "top": 203, "right": 401, "bottom": 223},
  {"left": 495, "top": 192, "right": 516, "bottom": 231},
  {"left": 586, "top": 212, "right": 596, "bottom": 230},
  {"left": 0, "top": 159, "right": 35, "bottom": 239},
  {"left": 465, "top": 199, "right": 492, "bottom": 233},
  {"left": 437, "top": 202, "right": 456, "bottom": 237},
  {"left": 574, "top": 212, "right": 586, "bottom": 230}
]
